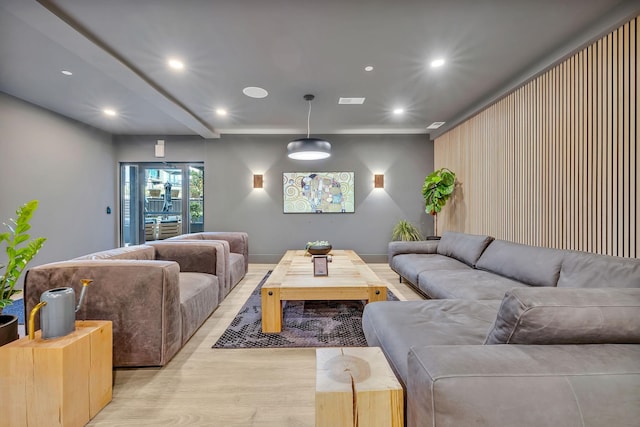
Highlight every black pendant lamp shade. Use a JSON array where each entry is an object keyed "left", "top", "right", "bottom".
[{"left": 287, "top": 94, "right": 331, "bottom": 160}]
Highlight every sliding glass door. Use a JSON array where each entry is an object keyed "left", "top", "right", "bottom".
[{"left": 120, "top": 162, "right": 204, "bottom": 246}]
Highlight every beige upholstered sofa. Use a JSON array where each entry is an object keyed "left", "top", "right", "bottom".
[{"left": 24, "top": 232, "right": 248, "bottom": 367}]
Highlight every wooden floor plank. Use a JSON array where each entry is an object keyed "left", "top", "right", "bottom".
[{"left": 88, "top": 263, "right": 421, "bottom": 427}]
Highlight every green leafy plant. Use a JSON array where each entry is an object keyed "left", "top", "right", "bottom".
[
  {"left": 189, "top": 167, "right": 203, "bottom": 198},
  {"left": 422, "top": 168, "right": 456, "bottom": 235},
  {"left": 0, "top": 200, "right": 46, "bottom": 312},
  {"left": 189, "top": 201, "right": 203, "bottom": 222},
  {"left": 392, "top": 220, "right": 422, "bottom": 241},
  {"left": 305, "top": 240, "right": 330, "bottom": 249}
]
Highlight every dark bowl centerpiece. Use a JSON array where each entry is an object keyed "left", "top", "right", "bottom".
[{"left": 306, "top": 240, "right": 332, "bottom": 255}]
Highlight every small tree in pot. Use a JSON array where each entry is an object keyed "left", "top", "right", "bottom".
[
  {"left": 422, "top": 168, "right": 456, "bottom": 236},
  {"left": 0, "top": 200, "right": 46, "bottom": 345}
]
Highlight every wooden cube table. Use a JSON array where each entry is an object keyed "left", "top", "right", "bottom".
[
  {"left": 0, "top": 320, "right": 113, "bottom": 427},
  {"left": 316, "top": 347, "right": 403, "bottom": 427}
]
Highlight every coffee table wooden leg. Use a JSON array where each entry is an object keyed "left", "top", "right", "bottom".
[
  {"left": 368, "top": 286, "right": 387, "bottom": 303},
  {"left": 261, "top": 287, "right": 282, "bottom": 332}
]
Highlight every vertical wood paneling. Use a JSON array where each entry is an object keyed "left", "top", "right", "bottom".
[{"left": 434, "top": 15, "right": 639, "bottom": 258}]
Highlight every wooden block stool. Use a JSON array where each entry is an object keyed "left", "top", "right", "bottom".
[
  {"left": 316, "top": 347, "right": 403, "bottom": 427},
  {"left": 0, "top": 320, "right": 113, "bottom": 427}
]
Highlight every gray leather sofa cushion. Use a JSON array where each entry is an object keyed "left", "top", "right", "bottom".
[
  {"left": 485, "top": 287, "right": 640, "bottom": 344},
  {"left": 362, "top": 299, "right": 500, "bottom": 384},
  {"left": 418, "top": 269, "right": 527, "bottom": 300},
  {"left": 476, "top": 239, "right": 564, "bottom": 287},
  {"left": 391, "top": 254, "right": 470, "bottom": 287},
  {"left": 558, "top": 251, "right": 640, "bottom": 288},
  {"left": 407, "top": 344, "right": 640, "bottom": 427},
  {"left": 436, "top": 231, "right": 494, "bottom": 267}
]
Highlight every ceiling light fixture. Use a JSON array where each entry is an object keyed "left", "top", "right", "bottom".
[
  {"left": 103, "top": 108, "right": 117, "bottom": 117},
  {"left": 168, "top": 58, "right": 184, "bottom": 70},
  {"left": 243, "top": 86, "right": 268, "bottom": 99},
  {"left": 215, "top": 108, "right": 228, "bottom": 116},
  {"left": 393, "top": 108, "right": 405, "bottom": 115},
  {"left": 364, "top": 65, "right": 374, "bottom": 72},
  {"left": 61, "top": 70, "right": 72, "bottom": 76},
  {"left": 430, "top": 58, "right": 445, "bottom": 68},
  {"left": 287, "top": 94, "right": 331, "bottom": 161}
]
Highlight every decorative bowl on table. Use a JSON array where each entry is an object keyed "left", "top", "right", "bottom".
[{"left": 306, "top": 241, "right": 332, "bottom": 255}]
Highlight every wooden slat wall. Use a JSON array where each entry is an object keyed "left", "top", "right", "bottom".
[{"left": 435, "top": 15, "right": 638, "bottom": 258}]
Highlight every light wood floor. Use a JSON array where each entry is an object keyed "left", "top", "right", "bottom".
[{"left": 89, "top": 263, "right": 422, "bottom": 427}]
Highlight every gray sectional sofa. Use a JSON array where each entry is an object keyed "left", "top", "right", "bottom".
[
  {"left": 24, "top": 232, "right": 248, "bottom": 367},
  {"left": 363, "top": 231, "right": 640, "bottom": 427}
]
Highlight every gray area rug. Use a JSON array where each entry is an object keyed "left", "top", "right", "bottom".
[{"left": 213, "top": 271, "right": 398, "bottom": 348}]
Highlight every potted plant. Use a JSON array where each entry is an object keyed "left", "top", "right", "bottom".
[
  {"left": 305, "top": 240, "right": 332, "bottom": 255},
  {"left": 422, "top": 168, "right": 456, "bottom": 237},
  {"left": 392, "top": 220, "right": 422, "bottom": 241},
  {"left": 0, "top": 200, "right": 46, "bottom": 346}
]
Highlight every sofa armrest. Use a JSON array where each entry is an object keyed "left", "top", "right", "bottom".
[
  {"left": 388, "top": 240, "right": 438, "bottom": 262},
  {"left": 24, "top": 260, "right": 182, "bottom": 367},
  {"left": 196, "top": 232, "right": 249, "bottom": 273},
  {"left": 148, "top": 240, "right": 224, "bottom": 275},
  {"left": 407, "top": 344, "right": 640, "bottom": 427},
  {"left": 149, "top": 240, "right": 232, "bottom": 296},
  {"left": 171, "top": 232, "right": 249, "bottom": 274}
]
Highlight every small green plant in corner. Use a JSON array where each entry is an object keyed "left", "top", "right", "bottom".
[
  {"left": 0, "top": 200, "right": 46, "bottom": 312},
  {"left": 392, "top": 220, "right": 422, "bottom": 241},
  {"left": 422, "top": 168, "right": 456, "bottom": 236}
]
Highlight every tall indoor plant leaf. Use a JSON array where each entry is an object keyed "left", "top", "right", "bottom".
[
  {"left": 422, "top": 168, "right": 456, "bottom": 236},
  {"left": 0, "top": 200, "right": 46, "bottom": 312}
]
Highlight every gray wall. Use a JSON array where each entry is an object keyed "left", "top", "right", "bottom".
[
  {"left": 115, "top": 133, "right": 433, "bottom": 262},
  {"left": 0, "top": 92, "right": 117, "bottom": 274}
]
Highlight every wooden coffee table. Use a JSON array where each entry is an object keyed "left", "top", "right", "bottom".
[{"left": 261, "top": 250, "right": 388, "bottom": 332}]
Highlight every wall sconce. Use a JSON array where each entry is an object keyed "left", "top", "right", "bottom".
[
  {"left": 253, "top": 174, "right": 264, "bottom": 189},
  {"left": 374, "top": 174, "right": 384, "bottom": 188}
]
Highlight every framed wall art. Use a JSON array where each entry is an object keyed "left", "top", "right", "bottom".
[{"left": 283, "top": 172, "right": 355, "bottom": 213}]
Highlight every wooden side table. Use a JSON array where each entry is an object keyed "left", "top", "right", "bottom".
[
  {"left": 316, "top": 347, "right": 403, "bottom": 427},
  {"left": 0, "top": 320, "right": 113, "bottom": 427}
]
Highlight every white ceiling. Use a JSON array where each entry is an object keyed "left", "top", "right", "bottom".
[{"left": 1, "top": 0, "right": 638, "bottom": 139}]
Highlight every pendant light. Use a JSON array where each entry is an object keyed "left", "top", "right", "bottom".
[{"left": 287, "top": 94, "right": 331, "bottom": 160}]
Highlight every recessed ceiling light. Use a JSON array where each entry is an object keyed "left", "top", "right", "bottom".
[
  {"left": 430, "top": 58, "right": 445, "bottom": 68},
  {"left": 103, "top": 108, "right": 117, "bottom": 117},
  {"left": 364, "top": 65, "right": 374, "bottom": 72},
  {"left": 243, "top": 86, "right": 268, "bottom": 99},
  {"left": 61, "top": 70, "right": 72, "bottom": 76},
  {"left": 427, "top": 121, "right": 445, "bottom": 129},
  {"left": 168, "top": 58, "right": 185, "bottom": 70},
  {"left": 393, "top": 108, "right": 405, "bottom": 115},
  {"left": 215, "top": 108, "right": 228, "bottom": 116}
]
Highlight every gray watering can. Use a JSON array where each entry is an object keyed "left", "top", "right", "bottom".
[{"left": 29, "top": 279, "right": 92, "bottom": 340}]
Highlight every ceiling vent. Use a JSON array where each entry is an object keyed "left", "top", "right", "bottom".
[
  {"left": 338, "top": 97, "right": 366, "bottom": 105},
  {"left": 427, "top": 122, "right": 446, "bottom": 129}
]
